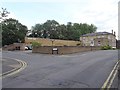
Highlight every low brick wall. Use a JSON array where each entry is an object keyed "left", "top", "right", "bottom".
[
  {"left": 32, "top": 46, "right": 101, "bottom": 54},
  {"left": 3, "top": 43, "right": 27, "bottom": 51}
]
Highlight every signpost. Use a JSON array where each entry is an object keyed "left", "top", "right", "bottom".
[{"left": 52, "top": 48, "right": 58, "bottom": 54}]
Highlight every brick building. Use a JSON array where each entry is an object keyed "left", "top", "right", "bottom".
[{"left": 80, "top": 31, "right": 116, "bottom": 48}]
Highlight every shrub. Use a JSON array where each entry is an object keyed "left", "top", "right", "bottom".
[
  {"left": 63, "top": 45, "right": 68, "bottom": 47},
  {"left": 101, "top": 45, "right": 112, "bottom": 50},
  {"left": 76, "top": 43, "right": 81, "bottom": 46},
  {"left": 32, "top": 42, "right": 41, "bottom": 47}
]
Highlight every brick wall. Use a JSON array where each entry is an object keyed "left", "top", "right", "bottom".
[
  {"left": 32, "top": 46, "right": 101, "bottom": 54},
  {"left": 3, "top": 43, "right": 26, "bottom": 51},
  {"left": 25, "top": 37, "right": 81, "bottom": 46}
]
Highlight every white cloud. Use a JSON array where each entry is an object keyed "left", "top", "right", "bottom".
[
  {"left": 6, "top": 12, "right": 16, "bottom": 19},
  {"left": 1, "top": 0, "right": 119, "bottom": 39},
  {"left": 68, "top": 0, "right": 119, "bottom": 39}
]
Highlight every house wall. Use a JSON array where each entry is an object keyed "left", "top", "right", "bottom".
[
  {"left": 80, "top": 34, "right": 116, "bottom": 47},
  {"left": 94, "top": 38, "right": 109, "bottom": 46}
]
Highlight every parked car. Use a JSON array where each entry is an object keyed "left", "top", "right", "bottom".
[
  {"left": 25, "top": 46, "right": 28, "bottom": 50},
  {"left": 25, "top": 46, "right": 32, "bottom": 50}
]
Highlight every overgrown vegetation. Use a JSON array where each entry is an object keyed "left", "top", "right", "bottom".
[
  {"left": 76, "top": 43, "right": 81, "bottom": 46},
  {"left": 32, "top": 42, "right": 41, "bottom": 47},
  {"left": 101, "top": 45, "right": 112, "bottom": 50}
]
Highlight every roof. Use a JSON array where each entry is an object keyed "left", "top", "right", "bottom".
[{"left": 81, "top": 32, "right": 113, "bottom": 37}]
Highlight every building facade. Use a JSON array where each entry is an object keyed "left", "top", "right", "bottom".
[{"left": 80, "top": 32, "right": 116, "bottom": 48}]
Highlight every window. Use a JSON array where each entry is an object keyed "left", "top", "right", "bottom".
[
  {"left": 102, "top": 35, "right": 105, "bottom": 38},
  {"left": 98, "top": 41, "right": 101, "bottom": 46},
  {"left": 108, "top": 36, "right": 111, "bottom": 39},
  {"left": 98, "top": 36, "right": 100, "bottom": 38},
  {"left": 98, "top": 41, "right": 100, "bottom": 43}
]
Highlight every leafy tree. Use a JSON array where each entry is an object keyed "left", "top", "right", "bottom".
[
  {"left": 30, "top": 24, "right": 43, "bottom": 37},
  {"left": 2, "top": 18, "right": 28, "bottom": 46},
  {"left": 56, "top": 24, "right": 67, "bottom": 40},
  {"left": 43, "top": 20, "right": 59, "bottom": 39},
  {"left": 28, "top": 20, "right": 97, "bottom": 41},
  {"left": 43, "top": 30, "right": 47, "bottom": 38},
  {"left": 0, "top": 8, "right": 10, "bottom": 20},
  {"left": 0, "top": 8, "right": 10, "bottom": 47}
]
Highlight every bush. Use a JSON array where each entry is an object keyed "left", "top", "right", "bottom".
[
  {"left": 101, "top": 45, "right": 112, "bottom": 50},
  {"left": 32, "top": 42, "right": 41, "bottom": 47},
  {"left": 63, "top": 45, "right": 68, "bottom": 47},
  {"left": 76, "top": 43, "right": 81, "bottom": 46}
]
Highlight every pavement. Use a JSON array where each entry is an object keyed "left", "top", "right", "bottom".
[{"left": 2, "top": 50, "right": 119, "bottom": 88}]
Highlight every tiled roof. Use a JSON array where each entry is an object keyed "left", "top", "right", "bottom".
[{"left": 81, "top": 32, "right": 113, "bottom": 37}]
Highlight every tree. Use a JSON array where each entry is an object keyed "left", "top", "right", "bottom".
[
  {"left": 30, "top": 24, "right": 43, "bottom": 37},
  {"left": 2, "top": 18, "right": 28, "bottom": 46},
  {"left": 0, "top": 8, "right": 10, "bottom": 47},
  {"left": 43, "top": 20, "right": 59, "bottom": 39},
  {"left": 56, "top": 24, "right": 67, "bottom": 40},
  {"left": 28, "top": 20, "right": 97, "bottom": 41},
  {"left": 0, "top": 8, "right": 10, "bottom": 20},
  {"left": 80, "top": 23, "right": 97, "bottom": 35}
]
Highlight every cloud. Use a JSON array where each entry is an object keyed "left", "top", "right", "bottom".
[
  {"left": 68, "top": 0, "right": 119, "bottom": 38},
  {"left": 6, "top": 12, "right": 16, "bottom": 19},
  {"left": 1, "top": 0, "right": 119, "bottom": 39}
]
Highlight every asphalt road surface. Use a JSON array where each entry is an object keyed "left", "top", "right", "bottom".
[
  {"left": 2, "top": 50, "right": 118, "bottom": 88},
  {"left": 2, "top": 58, "right": 21, "bottom": 74}
]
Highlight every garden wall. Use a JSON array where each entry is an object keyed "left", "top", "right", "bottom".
[
  {"left": 25, "top": 37, "right": 81, "bottom": 46},
  {"left": 32, "top": 46, "right": 101, "bottom": 54}
]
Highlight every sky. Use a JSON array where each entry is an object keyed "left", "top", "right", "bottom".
[{"left": 1, "top": 0, "right": 119, "bottom": 39}]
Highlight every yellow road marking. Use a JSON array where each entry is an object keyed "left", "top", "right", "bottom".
[
  {"left": 0, "top": 58, "right": 27, "bottom": 78},
  {"left": 101, "top": 60, "right": 119, "bottom": 90}
]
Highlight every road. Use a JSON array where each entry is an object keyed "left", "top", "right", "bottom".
[
  {"left": 2, "top": 50, "right": 118, "bottom": 88},
  {"left": 2, "top": 58, "right": 21, "bottom": 74}
]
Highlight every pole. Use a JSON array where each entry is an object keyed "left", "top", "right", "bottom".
[
  {"left": 52, "top": 41, "right": 53, "bottom": 46},
  {"left": 0, "top": 21, "right": 2, "bottom": 47}
]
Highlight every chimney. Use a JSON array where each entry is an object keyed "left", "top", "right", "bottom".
[
  {"left": 114, "top": 31, "right": 116, "bottom": 36},
  {"left": 112, "top": 30, "right": 113, "bottom": 34}
]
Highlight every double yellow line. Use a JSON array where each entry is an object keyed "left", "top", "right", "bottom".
[
  {"left": 101, "top": 60, "right": 119, "bottom": 90},
  {"left": 0, "top": 58, "right": 27, "bottom": 78}
]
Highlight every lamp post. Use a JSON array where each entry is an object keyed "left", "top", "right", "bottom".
[
  {"left": 51, "top": 39, "right": 55, "bottom": 54},
  {"left": 51, "top": 39, "right": 55, "bottom": 47}
]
